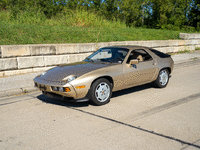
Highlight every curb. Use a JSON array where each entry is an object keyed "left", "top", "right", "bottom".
[
  {"left": 171, "top": 51, "right": 200, "bottom": 64},
  {"left": 0, "top": 66, "right": 55, "bottom": 78},
  {"left": 0, "top": 86, "right": 39, "bottom": 98},
  {"left": 174, "top": 57, "right": 200, "bottom": 64}
]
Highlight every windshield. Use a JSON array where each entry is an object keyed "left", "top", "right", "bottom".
[{"left": 84, "top": 48, "right": 129, "bottom": 63}]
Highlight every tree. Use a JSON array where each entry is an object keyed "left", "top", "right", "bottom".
[
  {"left": 188, "top": 0, "right": 200, "bottom": 30},
  {"left": 101, "top": 0, "right": 118, "bottom": 20},
  {"left": 0, "top": 0, "right": 9, "bottom": 10},
  {"left": 118, "top": 0, "right": 143, "bottom": 27},
  {"left": 6, "top": 0, "right": 65, "bottom": 18},
  {"left": 168, "top": 0, "right": 192, "bottom": 29}
]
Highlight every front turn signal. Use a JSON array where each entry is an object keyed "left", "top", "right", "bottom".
[
  {"left": 64, "top": 87, "right": 71, "bottom": 92},
  {"left": 76, "top": 85, "right": 85, "bottom": 89}
]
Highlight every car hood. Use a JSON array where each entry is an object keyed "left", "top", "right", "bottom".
[{"left": 39, "top": 61, "right": 116, "bottom": 81}]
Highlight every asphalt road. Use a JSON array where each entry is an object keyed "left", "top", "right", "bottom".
[{"left": 0, "top": 59, "right": 200, "bottom": 150}]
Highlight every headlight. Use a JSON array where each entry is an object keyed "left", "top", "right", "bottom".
[
  {"left": 41, "top": 72, "right": 46, "bottom": 76},
  {"left": 67, "top": 76, "right": 77, "bottom": 82},
  {"left": 37, "top": 72, "right": 47, "bottom": 77},
  {"left": 62, "top": 75, "right": 77, "bottom": 82}
]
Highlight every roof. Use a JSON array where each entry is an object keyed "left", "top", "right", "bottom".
[{"left": 101, "top": 45, "right": 149, "bottom": 50}]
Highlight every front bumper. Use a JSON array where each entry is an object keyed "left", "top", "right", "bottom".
[
  {"left": 34, "top": 77, "right": 89, "bottom": 102},
  {"left": 42, "top": 91, "right": 89, "bottom": 102}
]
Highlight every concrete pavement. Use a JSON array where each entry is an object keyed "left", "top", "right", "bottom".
[
  {"left": 0, "top": 50, "right": 200, "bottom": 98},
  {"left": 0, "top": 59, "right": 200, "bottom": 150}
]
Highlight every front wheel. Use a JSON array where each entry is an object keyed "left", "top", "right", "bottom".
[
  {"left": 90, "top": 78, "right": 112, "bottom": 106},
  {"left": 152, "top": 69, "right": 169, "bottom": 88}
]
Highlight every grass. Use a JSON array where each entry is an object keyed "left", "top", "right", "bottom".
[
  {"left": 0, "top": 9, "right": 181, "bottom": 45},
  {"left": 0, "top": 22, "right": 181, "bottom": 45},
  {"left": 176, "top": 50, "right": 191, "bottom": 54},
  {"left": 168, "top": 49, "right": 195, "bottom": 55},
  {"left": 195, "top": 47, "right": 200, "bottom": 50},
  {"left": 168, "top": 47, "right": 200, "bottom": 55},
  {"left": 191, "top": 57, "right": 198, "bottom": 60}
]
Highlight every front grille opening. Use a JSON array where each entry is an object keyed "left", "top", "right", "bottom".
[
  {"left": 35, "top": 83, "right": 46, "bottom": 90},
  {"left": 35, "top": 82, "right": 38, "bottom": 87},
  {"left": 43, "top": 92, "right": 74, "bottom": 100}
]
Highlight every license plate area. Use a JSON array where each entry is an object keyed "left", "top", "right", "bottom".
[{"left": 39, "top": 85, "right": 46, "bottom": 91}]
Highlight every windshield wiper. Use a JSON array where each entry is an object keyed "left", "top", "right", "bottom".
[
  {"left": 100, "top": 59, "right": 113, "bottom": 63},
  {"left": 85, "top": 57, "right": 94, "bottom": 62}
]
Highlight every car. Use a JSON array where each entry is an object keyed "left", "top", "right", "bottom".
[{"left": 34, "top": 46, "right": 174, "bottom": 105}]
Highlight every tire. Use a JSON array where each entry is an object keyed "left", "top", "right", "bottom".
[
  {"left": 152, "top": 69, "right": 169, "bottom": 88},
  {"left": 90, "top": 78, "right": 112, "bottom": 106}
]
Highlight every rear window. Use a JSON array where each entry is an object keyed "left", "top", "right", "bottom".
[{"left": 150, "top": 49, "right": 171, "bottom": 58}]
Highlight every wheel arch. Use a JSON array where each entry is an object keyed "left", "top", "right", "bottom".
[
  {"left": 162, "top": 67, "right": 171, "bottom": 74},
  {"left": 87, "top": 76, "right": 113, "bottom": 105},
  {"left": 91, "top": 76, "right": 114, "bottom": 88}
]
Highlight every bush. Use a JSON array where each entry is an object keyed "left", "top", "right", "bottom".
[
  {"left": 161, "top": 24, "right": 180, "bottom": 31},
  {"left": 10, "top": 7, "right": 46, "bottom": 25},
  {"left": 181, "top": 26, "right": 196, "bottom": 32}
]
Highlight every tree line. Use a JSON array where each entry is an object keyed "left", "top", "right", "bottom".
[{"left": 1, "top": 0, "right": 199, "bottom": 31}]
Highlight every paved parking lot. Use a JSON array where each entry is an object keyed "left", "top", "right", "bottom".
[{"left": 0, "top": 59, "right": 200, "bottom": 150}]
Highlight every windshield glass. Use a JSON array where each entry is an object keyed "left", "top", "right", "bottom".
[{"left": 85, "top": 48, "right": 129, "bottom": 63}]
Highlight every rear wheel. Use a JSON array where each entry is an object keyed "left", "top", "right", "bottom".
[
  {"left": 90, "top": 78, "right": 112, "bottom": 106},
  {"left": 152, "top": 69, "right": 169, "bottom": 88}
]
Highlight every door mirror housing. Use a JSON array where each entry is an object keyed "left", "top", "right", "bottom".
[
  {"left": 128, "top": 59, "right": 139, "bottom": 67},
  {"left": 130, "top": 59, "right": 138, "bottom": 65}
]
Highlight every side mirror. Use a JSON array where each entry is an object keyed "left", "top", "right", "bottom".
[{"left": 129, "top": 59, "right": 138, "bottom": 67}]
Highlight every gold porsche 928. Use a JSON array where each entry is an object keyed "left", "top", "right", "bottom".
[{"left": 34, "top": 46, "right": 174, "bottom": 105}]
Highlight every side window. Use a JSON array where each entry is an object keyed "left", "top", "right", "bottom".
[
  {"left": 150, "top": 49, "right": 170, "bottom": 58},
  {"left": 127, "top": 49, "right": 153, "bottom": 63}
]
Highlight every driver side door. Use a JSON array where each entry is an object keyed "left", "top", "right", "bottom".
[{"left": 123, "top": 49, "right": 159, "bottom": 87}]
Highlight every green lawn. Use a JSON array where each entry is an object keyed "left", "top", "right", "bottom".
[{"left": 0, "top": 22, "right": 181, "bottom": 45}]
